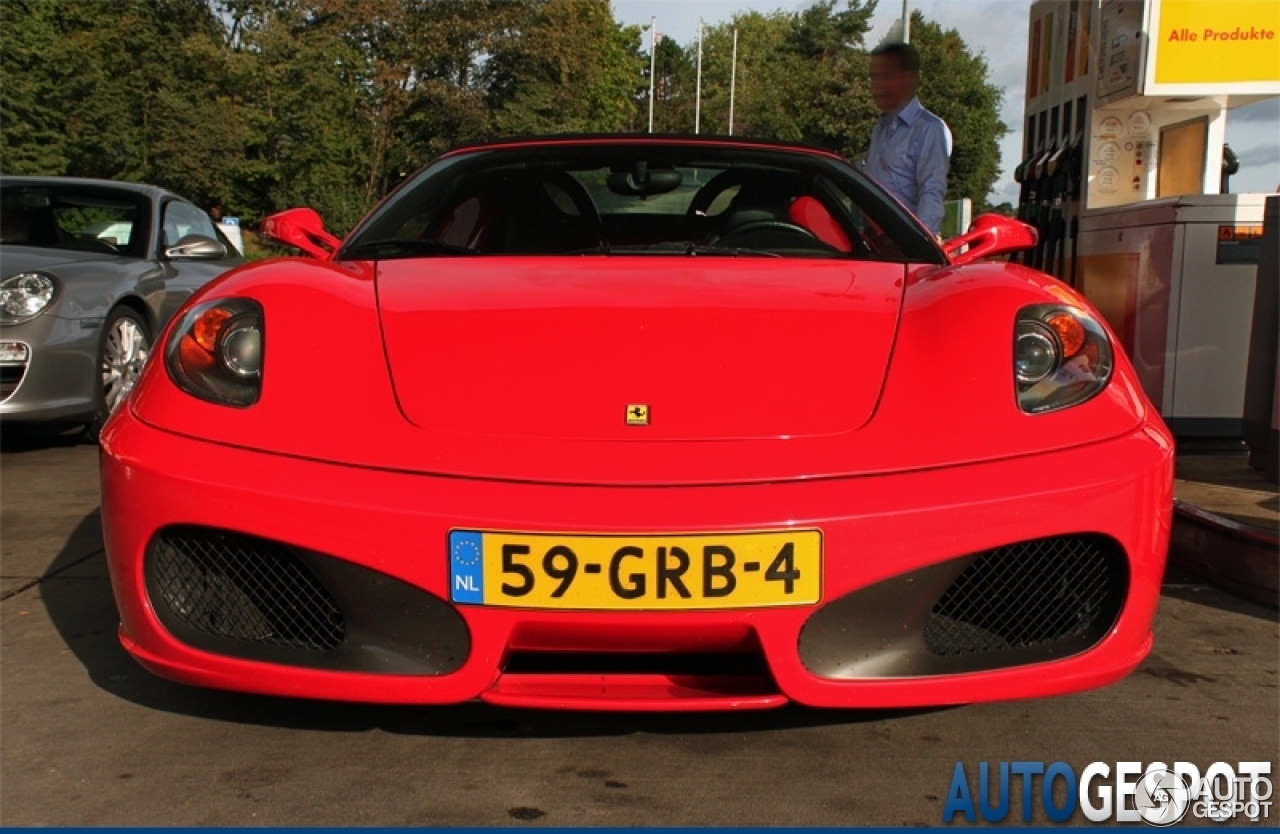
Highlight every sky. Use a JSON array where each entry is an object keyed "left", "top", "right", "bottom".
[{"left": 613, "top": 0, "right": 1280, "bottom": 205}]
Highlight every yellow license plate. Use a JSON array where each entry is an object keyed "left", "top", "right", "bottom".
[{"left": 448, "top": 529, "right": 821, "bottom": 610}]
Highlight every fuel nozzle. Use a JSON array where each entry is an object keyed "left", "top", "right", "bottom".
[{"left": 1221, "top": 144, "right": 1241, "bottom": 192}]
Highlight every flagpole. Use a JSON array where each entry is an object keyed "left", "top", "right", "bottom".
[
  {"left": 728, "top": 27, "right": 738, "bottom": 136},
  {"left": 902, "top": 0, "right": 911, "bottom": 42},
  {"left": 695, "top": 20, "right": 703, "bottom": 134},
  {"left": 648, "top": 17, "right": 657, "bottom": 133}
]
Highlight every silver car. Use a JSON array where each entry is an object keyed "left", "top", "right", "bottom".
[{"left": 0, "top": 177, "right": 244, "bottom": 437}]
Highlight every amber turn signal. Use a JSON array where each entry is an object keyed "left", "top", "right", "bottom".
[
  {"left": 1046, "top": 312, "right": 1085, "bottom": 358},
  {"left": 192, "top": 306, "right": 233, "bottom": 352}
]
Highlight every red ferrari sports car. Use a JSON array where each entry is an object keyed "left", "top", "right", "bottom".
[{"left": 100, "top": 136, "right": 1173, "bottom": 711}]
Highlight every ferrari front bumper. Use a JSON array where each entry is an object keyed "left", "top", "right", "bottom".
[{"left": 101, "top": 405, "right": 1173, "bottom": 710}]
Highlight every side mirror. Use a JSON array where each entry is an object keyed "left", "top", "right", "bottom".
[
  {"left": 164, "top": 234, "right": 228, "bottom": 260},
  {"left": 944, "top": 214, "right": 1038, "bottom": 266},
  {"left": 260, "top": 208, "right": 341, "bottom": 260}
]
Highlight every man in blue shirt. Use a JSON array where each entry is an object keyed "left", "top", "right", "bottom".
[{"left": 864, "top": 42, "right": 952, "bottom": 237}]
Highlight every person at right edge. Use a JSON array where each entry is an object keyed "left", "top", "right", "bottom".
[{"left": 864, "top": 41, "right": 952, "bottom": 239}]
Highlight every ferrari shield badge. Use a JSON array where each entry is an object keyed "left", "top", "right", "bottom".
[{"left": 626, "top": 404, "right": 649, "bottom": 425}]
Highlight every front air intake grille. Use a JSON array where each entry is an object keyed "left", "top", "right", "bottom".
[
  {"left": 0, "top": 364, "right": 26, "bottom": 401},
  {"left": 149, "top": 527, "right": 345, "bottom": 652},
  {"left": 924, "top": 535, "right": 1125, "bottom": 657}
]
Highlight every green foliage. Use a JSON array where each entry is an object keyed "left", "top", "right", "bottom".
[
  {"left": 695, "top": 13, "right": 792, "bottom": 139},
  {"left": 909, "top": 12, "right": 1008, "bottom": 212},
  {"left": 695, "top": 2, "right": 1005, "bottom": 209},
  {"left": 0, "top": 0, "right": 71, "bottom": 174},
  {"left": 220, "top": 0, "right": 377, "bottom": 231},
  {"left": 487, "top": 0, "right": 644, "bottom": 136},
  {"left": 694, "top": 3, "right": 876, "bottom": 150},
  {"left": 0, "top": 0, "right": 1008, "bottom": 224},
  {"left": 647, "top": 35, "right": 694, "bottom": 133}
]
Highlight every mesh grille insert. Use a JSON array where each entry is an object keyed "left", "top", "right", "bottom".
[
  {"left": 924, "top": 536, "right": 1124, "bottom": 657},
  {"left": 149, "top": 527, "right": 345, "bottom": 652}
]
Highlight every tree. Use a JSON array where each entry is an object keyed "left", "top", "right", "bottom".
[
  {"left": 218, "top": 0, "right": 379, "bottom": 230},
  {"left": 486, "top": 0, "right": 644, "bottom": 136},
  {"left": 0, "top": 0, "right": 71, "bottom": 174},
  {"left": 696, "top": 12, "right": 794, "bottom": 139},
  {"left": 781, "top": 0, "right": 878, "bottom": 153},
  {"left": 1, "top": 0, "right": 243, "bottom": 210},
  {"left": 695, "top": 1, "right": 877, "bottom": 148},
  {"left": 143, "top": 3, "right": 250, "bottom": 212},
  {"left": 394, "top": 0, "right": 527, "bottom": 164},
  {"left": 0, "top": 0, "right": 1008, "bottom": 227},
  {"left": 648, "top": 36, "right": 695, "bottom": 133},
  {"left": 909, "top": 11, "right": 1008, "bottom": 211},
  {"left": 682, "top": 2, "right": 1005, "bottom": 209}
]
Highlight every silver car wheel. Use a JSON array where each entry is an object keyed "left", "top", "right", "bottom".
[{"left": 101, "top": 315, "right": 150, "bottom": 414}]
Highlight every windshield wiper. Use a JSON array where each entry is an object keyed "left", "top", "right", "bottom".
[
  {"left": 345, "top": 239, "right": 476, "bottom": 259},
  {"left": 567, "top": 242, "right": 781, "bottom": 258},
  {"left": 681, "top": 243, "right": 782, "bottom": 258}
]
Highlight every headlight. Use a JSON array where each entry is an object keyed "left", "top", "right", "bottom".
[
  {"left": 166, "top": 298, "right": 264, "bottom": 406},
  {"left": 0, "top": 272, "right": 56, "bottom": 324},
  {"left": 1014, "top": 304, "right": 1113, "bottom": 413}
]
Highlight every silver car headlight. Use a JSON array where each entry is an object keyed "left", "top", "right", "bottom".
[
  {"left": 1015, "top": 304, "right": 1114, "bottom": 413},
  {"left": 0, "top": 272, "right": 56, "bottom": 324}
]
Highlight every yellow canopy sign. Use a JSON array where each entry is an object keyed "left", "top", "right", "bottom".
[{"left": 1153, "top": 0, "right": 1280, "bottom": 86}]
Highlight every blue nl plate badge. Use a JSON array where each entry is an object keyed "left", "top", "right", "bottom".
[{"left": 449, "top": 530, "right": 484, "bottom": 603}]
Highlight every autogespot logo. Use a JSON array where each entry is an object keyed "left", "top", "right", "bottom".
[
  {"left": 942, "top": 761, "right": 1273, "bottom": 825},
  {"left": 1132, "top": 767, "right": 1193, "bottom": 827}
]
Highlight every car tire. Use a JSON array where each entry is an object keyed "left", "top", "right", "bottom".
[{"left": 85, "top": 306, "right": 151, "bottom": 442}]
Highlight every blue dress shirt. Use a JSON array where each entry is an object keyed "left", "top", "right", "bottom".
[{"left": 864, "top": 97, "right": 952, "bottom": 235}]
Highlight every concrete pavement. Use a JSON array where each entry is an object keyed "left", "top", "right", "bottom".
[
  {"left": 1175, "top": 448, "right": 1278, "bottom": 535},
  {"left": 1172, "top": 445, "right": 1279, "bottom": 608}
]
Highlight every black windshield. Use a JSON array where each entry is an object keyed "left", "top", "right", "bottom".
[{"left": 341, "top": 140, "right": 944, "bottom": 264}]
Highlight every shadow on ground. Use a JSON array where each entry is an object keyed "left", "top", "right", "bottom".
[
  {"left": 37, "top": 509, "right": 941, "bottom": 737},
  {"left": 1160, "top": 579, "right": 1278, "bottom": 622},
  {"left": 0, "top": 424, "right": 88, "bottom": 454}
]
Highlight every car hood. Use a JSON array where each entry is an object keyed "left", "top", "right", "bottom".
[
  {"left": 132, "top": 257, "right": 1152, "bottom": 486},
  {"left": 0, "top": 245, "right": 130, "bottom": 275},
  {"left": 376, "top": 257, "right": 906, "bottom": 443}
]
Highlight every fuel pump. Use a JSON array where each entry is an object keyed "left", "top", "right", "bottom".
[
  {"left": 1221, "top": 144, "right": 1240, "bottom": 192},
  {"left": 1027, "top": 145, "right": 1048, "bottom": 269},
  {"left": 1066, "top": 134, "right": 1085, "bottom": 286},
  {"left": 1025, "top": 0, "right": 1280, "bottom": 437},
  {"left": 1014, "top": 157, "right": 1031, "bottom": 224},
  {"left": 1014, "top": 150, "right": 1039, "bottom": 234},
  {"left": 1030, "top": 140, "right": 1061, "bottom": 271},
  {"left": 1016, "top": 145, "right": 1050, "bottom": 266},
  {"left": 1042, "top": 141, "right": 1071, "bottom": 273}
]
